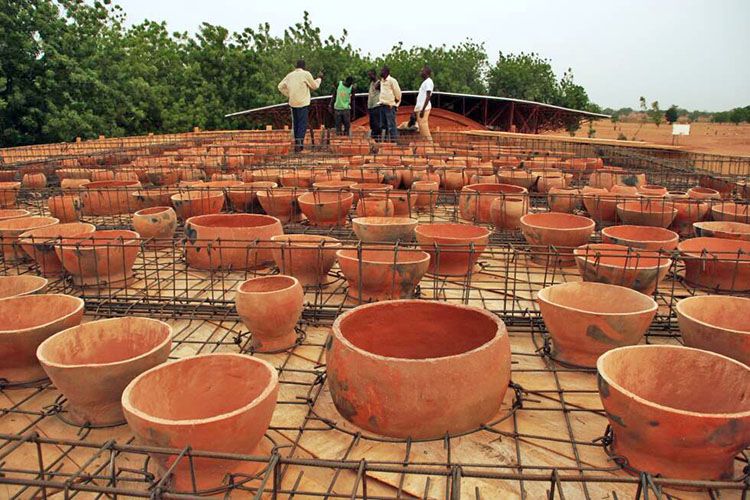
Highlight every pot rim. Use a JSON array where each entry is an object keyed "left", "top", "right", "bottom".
[
  {"left": 352, "top": 216, "right": 418, "bottom": 227},
  {"left": 237, "top": 275, "right": 300, "bottom": 295},
  {"left": 601, "top": 225, "right": 679, "bottom": 244},
  {"left": 297, "top": 191, "right": 354, "bottom": 204},
  {"left": 677, "top": 236, "right": 750, "bottom": 258},
  {"left": 676, "top": 295, "right": 750, "bottom": 336},
  {"left": 134, "top": 206, "right": 174, "bottom": 217},
  {"left": 19, "top": 222, "right": 96, "bottom": 245},
  {"left": 270, "top": 234, "right": 342, "bottom": 246},
  {"left": 617, "top": 202, "right": 678, "bottom": 215},
  {"left": 121, "top": 353, "right": 278, "bottom": 426},
  {"left": 597, "top": 344, "right": 750, "bottom": 419},
  {"left": 0, "top": 294, "right": 84, "bottom": 334},
  {"left": 170, "top": 191, "right": 224, "bottom": 202},
  {"left": 0, "top": 216, "right": 59, "bottom": 232},
  {"left": 415, "top": 223, "right": 491, "bottom": 242},
  {"left": 462, "top": 183, "right": 528, "bottom": 194},
  {"left": 537, "top": 282, "right": 658, "bottom": 316},
  {"left": 574, "top": 243, "right": 672, "bottom": 269},
  {"left": 332, "top": 299, "right": 506, "bottom": 364},
  {"left": 336, "top": 248, "right": 431, "bottom": 265},
  {"left": 58, "top": 229, "right": 140, "bottom": 249},
  {"left": 185, "top": 213, "right": 281, "bottom": 229},
  {"left": 520, "top": 213, "right": 595, "bottom": 232},
  {"left": 0, "top": 275, "right": 49, "bottom": 296},
  {"left": 693, "top": 221, "right": 750, "bottom": 235},
  {"left": 36, "top": 317, "right": 172, "bottom": 369}
]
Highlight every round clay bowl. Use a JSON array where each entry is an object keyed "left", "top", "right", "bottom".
[
  {"left": 0, "top": 181, "right": 20, "bottom": 207},
  {"left": 81, "top": 180, "right": 140, "bottom": 215},
  {"left": 226, "top": 182, "right": 277, "bottom": 212},
  {"left": 490, "top": 196, "right": 528, "bottom": 230},
  {"left": 48, "top": 195, "right": 83, "bottom": 223},
  {"left": 270, "top": 234, "right": 341, "bottom": 286},
  {"left": 369, "top": 190, "right": 416, "bottom": 216},
  {"left": 37, "top": 317, "right": 172, "bottom": 426},
  {"left": 601, "top": 225, "right": 679, "bottom": 251},
  {"left": 574, "top": 243, "right": 672, "bottom": 294},
  {"left": 520, "top": 213, "right": 595, "bottom": 266},
  {"left": 616, "top": 200, "right": 678, "bottom": 228},
  {"left": 122, "top": 354, "right": 279, "bottom": 491},
  {"left": 582, "top": 192, "right": 623, "bottom": 224},
  {"left": 638, "top": 184, "right": 668, "bottom": 197},
  {"left": 132, "top": 206, "right": 177, "bottom": 247},
  {"left": 711, "top": 202, "right": 750, "bottom": 223},
  {"left": 312, "top": 180, "right": 356, "bottom": 191},
  {"left": 547, "top": 188, "right": 581, "bottom": 213},
  {"left": 19, "top": 222, "right": 96, "bottom": 276},
  {"left": 415, "top": 223, "right": 490, "bottom": 276},
  {"left": 171, "top": 190, "right": 225, "bottom": 220},
  {"left": 184, "top": 214, "right": 282, "bottom": 270},
  {"left": 597, "top": 345, "right": 750, "bottom": 480},
  {"left": 687, "top": 186, "right": 720, "bottom": 200},
  {"left": 0, "top": 294, "right": 85, "bottom": 384},
  {"left": 235, "top": 275, "right": 303, "bottom": 352},
  {"left": 0, "top": 275, "right": 48, "bottom": 298},
  {"left": 336, "top": 248, "right": 430, "bottom": 302},
  {"left": 676, "top": 295, "right": 750, "bottom": 366},
  {"left": 298, "top": 191, "right": 354, "bottom": 227},
  {"left": 0, "top": 209, "right": 30, "bottom": 222},
  {"left": 352, "top": 217, "right": 418, "bottom": 243},
  {"left": 497, "top": 170, "right": 537, "bottom": 189},
  {"left": 55, "top": 230, "right": 140, "bottom": 287},
  {"left": 694, "top": 221, "right": 750, "bottom": 241},
  {"left": 256, "top": 188, "right": 302, "bottom": 223},
  {"left": 351, "top": 182, "right": 392, "bottom": 203},
  {"left": 0, "top": 216, "right": 59, "bottom": 262},
  {"left": 537, "top": 282, "right": 657, "bottom": 367},
  {"left": 459, "top": 183, "right": 528, "bottom": 223},
  {"left": 131, "top": 188, "right": 178, "bottom": 209},
  {"left": 327, "top": 300, "right": 511, "bottom": 439},
  {"left": 355, "top": 196, "right": 394, "bottom": 217},
  {"left": 411, "top": 181, "right": 439, "bottom": 209},
  {"left": 677, "top": 237, "right": 750, "bottom": 292}
]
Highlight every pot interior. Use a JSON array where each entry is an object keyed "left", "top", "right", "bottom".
[
  {"left": 540, "top": 282, "right": 655, "bottom": 314},
  {"left": 239, "top": 275, "right": 296, "bottom": 293},
  {"left": 189, "top": 214, "right": 277, "bottom": 228},
  {"left": 0, "top": 295, "right": 81, "bottom": 331},
  {"left": 417, "top": 223, "right": 488, "bottom": 239},
  {"left": 338, "top": 248, "right": 428, "bottom": 264},
  {"left": 679, "top": 296, "right": 750, "bottom": 333}
]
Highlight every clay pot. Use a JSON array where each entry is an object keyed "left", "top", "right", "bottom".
[
  {"left": 0, "top": 216, "right": 59, "bottom": 262},
  {"left": 368, "top": 190, "right": 416, "bottom": 216},
  {"left": 132, "top": 206, "right": 177, "bottom": 247},
  {"left": 19, "top": 222, "right": 96, "bottom": 276},
  {"left": 687, "top": 186, "right": 720, "bottom": 200},
  {"left": 226, "top": 181, "right": 277, "bottom": 212},
  {"left": 355, "top": 196, "right": 394, "bottom": 217},
  {"left": 440, "top": 168, "right": 466, "bottom": 190},
  {"left": 694, "top": 221, "right": 750, "bottom": 241},
  {"left": 256, "top": 188, "right": 303, "bottom": 223},
  {"left": 351, "top": 182, "right": 391, "bottom": 203},
  {"left": 547, "top": 187, "right": 581, "bottom": 213},
  {"left": 56, "top": 230, "right": 140, "bottom": 287},
  {"left": 48, "top": 195, "right": 83, "bottom": 223},
  {"left": 638, "top": 184, "right": 668, "bottom": 197},
  {"left": 131, "top": 188, "right": 178, "bottom": 210},
  {"left": 298, "top": 191, "right": 353, "bottom": 227},
  {"left": 459, "top": 183, "right": 528, "bottom": 223},
  {"left": 146, "top": 168, "right": 179, "bottom": 186},
  {"left": 327, "top": 300, "right": 511, "bottom": 439},
  {"left": 61, "top": 178, "right": 91, "bottom": 190},
  {"left": 280, "top": 170, "right": 312, "bottom": 188},
  {"left": 0, "top": 182, "right": 21, "bottom": 207},
  {"left": 0, "top": 275, "right": 48, "bottom": 298},
  {"left": 520, "top": 213, "right": 595, "bottom": 266},
  {"left": 537, "top": 282, "right": 657, "bottom": 367},
  {"left": 616, "top": 200, "right": 677, "bottom": 228},
  {"left": 415, "top": 223, "right": 490, "bottom": 276},
  {"left": 497, "top": 170, "right": 537, "bottom": 189},
  {"left": 37, "top": 317, "right": 171, "bottom": 426},
  {"left": 667, "top": 193, "right": 710, "bottom": 236},
  {"left": 711, "top": 202, "right": 750, "bottom": 223},
  {"left": 536, "top": 173, "right": 566, "bottom": 193},
  {"left": 411, "top": 180, "right": 439, "bottom": 209},
  {"left": 171, "top": 190, "right": 225, "bottom": 220},
  {"left": 337, "top": 248, "right": 430, "bottom": 302},
  {"left": 122, "top": 354, "right": 278, "bottom": 491},
  {"left": 0, "top": 294, "right": 85, "bottom": 384},
  {"left": 22, "top": 173, "right": 46, "bottom": 189},
  {"left": 0, "top": 209, "right": 30, "bottom": 222},
  {"left": 235, "top": 275, "right": 303, "bottom": 352},
  {"left": 312, "top": 180, "right": 356, "bottom": 191},
  {"left": 270, "top": 235, "right": 341, "bottom": 286},
  {"left": 581, "top": 192, "right": 625, "bottom": 225},
  {"left": 490, "top": 196, "right": 528, "bottom": 230},
  {"left": 597, "top": 345, "right": 750, "bottom": 480},
  {"left": 677, "top": 295, "right": 750, "bottom": 366},
  {"left": 81, "top": 180, "right": 140, "bottom": 215},
  {"left": 678, "top": 237, "right": 750, "bottom": 292},
  {"left": 610, "top": 185, "right": 639, "bottom": 196},
  {"left": 601, "top": 225, "right": 679, "bottom": 251},
  {"left": 574, "top": 243, "right": 672, "bottom": 294},
  {"left": 91, "top": 170, "right": 115, "bottom": 182},
  {"left": 184, "top": 214, "right": 282, "bottom": 270},
  {"left": 352, "top": 217, "right": 418, "bottom": 243}
]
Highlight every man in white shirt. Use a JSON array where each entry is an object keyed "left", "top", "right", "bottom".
[
  {"left": 277, "top": 60, "right": 323, "bottom": 152},
  {"left": 415, "top": 66, "right": 434, "bottom": 141},
  {"left": 376, "top": 66, "right": 402, "bottom": 142}
]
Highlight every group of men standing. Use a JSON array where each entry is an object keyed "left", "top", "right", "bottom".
[{"left": 277, "top": 59, "right": 433, "bottom": 151}]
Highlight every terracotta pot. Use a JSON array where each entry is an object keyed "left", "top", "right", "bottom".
[
  {"left": 0, "top": 275, "right": 48, "bottom": 298},
  {"left": 638, "top": 184, "right": 668, "bottom": 197},
  {"left": 411, "top": 180, "right": 439, "bottom": 209},
  {"left": 22, "top": 173, "right": 46, "bottom": 189},
  {"left": 574, "top": 243, "right": 672, "bottom": 294},
  {"left": 616, "top": 200, "right": 677, "bottom": 228},
  {"left": 352, "top": 216, "right": 418, "bottom": 243},
  {"left": 459, "top": 183, "right": 528, "bottom": 223},
  {"left": 693, "top": 220, "right": 750, "bottom": 241},
  {"left": 610, "top": 185, "right": 639, "bottom": 196},
  {"left": 355, "top": 196, "right": 394, "bottom": 217},
  {"left": 56, "top": 230, "right": 140, "bottom": 287},
  {"left": 415, "top": 223, "right": 490, "bottom": 276},
  {"left": 133, "top": 206, "right": 177, "bottom": 247},
  {"left": 312, "top": 180, "right": 356, "bottom": 191},
  {"left": 399, "top": 166, "right": 427, "bottom": 188},
  {"left": 251, "top": 168, "right": 282, "bottom": 184},
  {"left": 678, "top": 237, "right": 750, "bottom": 292},
  {"left": 582, "top": 192, "right": 629, "bottom": 225},
  {"left": 687, "top": 186, "right": 720, "bottom": 200},
  {"left": 19, "top": 222, "right": 96, "bottom": 276},
  {"left": 122, "top": 354, "right": 278, "bottom": 491},
  {"left": 131, "top": 188, "right": 178, "bottom": 210},
  {"left": 497, "top": 170, "right": 537, "bottom": 189},
  {"left": 667, "top": 193, "right": 710, "bottom": 236},
  {"left": 597, "top": 345, "right": 750, "bottom": 480},
  {"left": 536, "top": 173, "right": 566, "bottom": 193},
  {"left": 0, "top": 182, "right": 21, "bottom": 208},
  {"left": 0, "top": 216, "right": 59, "bottom": 262},
  {"left": 61, "top": 178, "right": 90, "bottom": 190},
  {"left": 711, "top": 202, "right": 750, "bottom": 223},
  {"left": 298, "top": 191, "right": 353, "bottom": 227},
  {"left": 537, "top": 282, "right": 657, "bottom": 367},
  {"left": 0, "top": 169, "right": 18, "bottom": 182},
  {"left": 91, "top": 170, "right": 115, "bottom": 182},
  {"left": 145, "top": 168, "right": 178, "bottom": 186},
  {"left": 490, "top": 196, "right": 528, "bottom": 230},
  {"left": 327, "top": 300, "right": 511, "bottom": 439},
  {"left": 81, "top": 180, "right": 140, "bottom": 215},
  {"left": 0, "top": 209, "right": 30, "bottom": 222},
  {"left": 270, "top": 235, "right": 341, "bottom": 286},
  {"left": 227, "top": 181, "right": 277, "bottom": 212},
  {"left": 547, "top": 187, "right": 581, "bottom": 213},
  {"left": 184, "top": 214, "right": 282, "bottom": 270},
  {"left": 520, "top": 213, "right": 595, "bottom": 266},
  {"left": 280, "top": 170, "right": 312, "bottom": 188},
  {"left": 256, "top": 188, "right": 303, "bottom": 223},
  {"left": 37, "top": 317, "right": 171, "bottom": 426},
  {"left": 440, "top": 168, "right": 466, "bottom": 190},
  {"left": 601, "top": 225, "right": 679, "bottom": 251},
  {"left": 47, "top": 194, "right": 83, "bottom": 223},
  {"left": 351, "top": 182, "right": 391, "bottom": 204},
  {"left": 0, "top": 294, "right": 85, "bottom": 384},
  {"left": 368, "top": 190, "right": 416, "bottom": 216},
  {"left": 235, "top": 275, "right": 303, "bottom": 352},
  {"left": 171, "top": 190, "right": 225, "bottom": 220},
  {"left": 337, "top": 248, "right": 430, "bottom": 302},
  {"left": 676, "top": 295, "right": 750, "bottom": 366}
]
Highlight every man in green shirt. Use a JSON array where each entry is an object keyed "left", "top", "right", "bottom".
[{"left": 332, "top": 76, "right": 355, "bottom": 136}]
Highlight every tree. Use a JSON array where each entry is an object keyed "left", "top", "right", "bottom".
[
  {"left": 487, "top": 52, "right": 559, "bottom": 103},
  {"left": 647, "top": 101, "right": 662, "bottom": 126},
  {"left": 664, "top": 105, "right": 679, "bottom": 124}
]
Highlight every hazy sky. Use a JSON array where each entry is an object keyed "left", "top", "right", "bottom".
[{"left": 115, "top": 0, "right": 749, "bottom": 110}]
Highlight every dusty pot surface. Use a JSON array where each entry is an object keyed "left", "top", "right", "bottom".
[
  {"left": 122, "top": 353, "right": 279, "bottom": 492},
  {"left": 298, "top": 191, "right": 354, "bottom": 227},
  {"left": 676, "top": 295, "right": 750, "bottom": 366},
  {"left": 677, "top": 237, "right": 750, "bottom": 292},
  {"left": 415, "top": 223, "right": 490, "bottom": 276},
  {"left": 574, "top": 243, "right": 672, "bottom": 294},
  {"left": 81, "top": 180, "right": 141, "bottom": 215},
  {"left": 235, "top": 275, "right": 303, "bottom": 352},
  {"left": 0, "top": 294, "right": 85, "bottom": 383},
  {"left": 327, "top": 300, "right": 511, "bottom": 439},
  {"left": 171, "top": 190, "right": 225, "bottom": 220},
  {"left": 693, "top": 220, "right": 750, "bottom": 241},
  {"left": 520, "top": 212, "right": 595, "bottom": 266},
  {"left": 55, "top": 230, "right": 140, "bottom": 287},
  {"left": 132, "top": 206, "right": 177, "bottom": 247},
  {"left": 0, "top": 275, "right": 48, "bottom": 299},
  {"left": 601, "top": 225, "right": 679, "bottom": 251},
  {"left": 547, "top": 187, "right": 581, "bottom": 213},
  {"left": 184, "top": 214, "right": 283, "bottom": 270},
  {"left": 256, "top": 188, "right": 303, "bottom": 223},
  {"left": 459, "top": 183, "right": 528, "bottom": 223},
  {"left": 19, "top": 222, "right": 96, "bottom": 276},
  {"left": 0, "top": 216, "right": 59, "bottom": 262},
  {"left": 270, "top": 234, "right": 341, "bottom": 286},
  {"left": 48, "top": 195, "right": 83, "bottom": 223},
  {"left": 537, "top": 282, "right": 657, "bottom": 367},
  {"left": 597, "top": 345, "right": 750, "bottom": 480},
  {"left": 352, "top": 217, "right": 418, "bottom": 243},
  {"left": 337, "top": 248, "right": 430, "bottom": 303},
  {"left": 616, "top": 200, "right": 677, "bottom": 228},
  {"left": 37, "top": 317, "right": 172, "bottom": 426},
  {"left": 710, "top": 202, "right": 750, "bottom": 223}
]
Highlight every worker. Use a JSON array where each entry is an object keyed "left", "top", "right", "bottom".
[
  {"left": 332, "top": 76, "right": 355, "bottom": 136},
  {"left": 377, "top": 66, "right": 401, "bottom": 142},
  {"left": 415, "top": 65, "right": 434, "bottom": 141},
  {"left": 366, "top": 70, "right": 381, "bottom": 140},
  {"left": 277, "top": 60, "right": 323, "bottom": 152}
]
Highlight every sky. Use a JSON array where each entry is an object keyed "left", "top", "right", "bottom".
[{"left": 114, "top": 0, "right": 749, "bottom": 110}]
